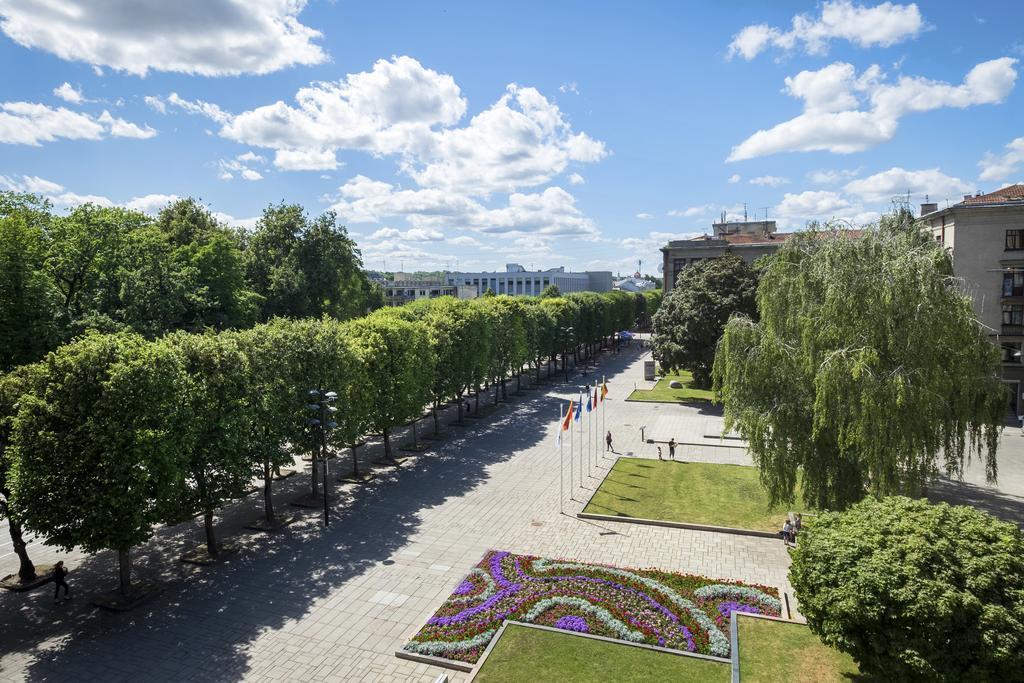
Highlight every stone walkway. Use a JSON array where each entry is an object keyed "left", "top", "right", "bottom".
[{"left": 1, "top": 343, "right": 1021, "bottom": 682}]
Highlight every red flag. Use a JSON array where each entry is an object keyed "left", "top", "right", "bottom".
[{"left": 561, "top": 400, "right": 574, "bottom": 431}]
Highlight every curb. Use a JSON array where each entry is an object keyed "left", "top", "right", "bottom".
[{"left": 576, "top": 512, "right": 779, "bottom": 539}]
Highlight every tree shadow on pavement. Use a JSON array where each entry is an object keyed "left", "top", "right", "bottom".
[
  {"left": 926, "top": 477, "right": 1024, "bottom": 527},
  {"left": 0, "top": 350, "right": 640, "bottom": 682}
]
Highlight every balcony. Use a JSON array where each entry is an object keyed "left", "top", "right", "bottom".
[{"left": 1002, "top": 325, "right": 1024, "bottom": 336}]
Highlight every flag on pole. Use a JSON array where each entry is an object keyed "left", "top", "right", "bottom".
[
  {"left": 593, "top": 386, "right": 599, "bottom": 408},
  {"left": 573, "top": 397, "right": 582, "bottom": 421},
  {"left": 585, "top": 392, "right": 592, "bottom": 413},
  {"left": 600, "top": 381, "right": 608, "bottom": 401},
  {"left": 561, "top": 400, "right": 574, "bottom": 431}
]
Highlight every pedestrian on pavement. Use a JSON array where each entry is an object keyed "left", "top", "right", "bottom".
[
  {"left": 668, "top": 438, "right": 676, "bottom": 460},
  {"left": 52, "top": 561, "right": 69, "bottom": 603},
  {"left": 657, "top": 446, "right": 663, "bottom": 461},
  {"left": 606, "top": 430, "right": 613, "bottom": 452}
]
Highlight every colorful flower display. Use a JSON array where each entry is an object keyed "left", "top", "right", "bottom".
[{"left": 403, "top": 550, "right": 782, "bottom": 664}]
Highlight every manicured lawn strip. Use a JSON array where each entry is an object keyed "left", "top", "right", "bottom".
[
  {"left": 736, "top": 616, "right": 859, "bottom": 683},
  {"left": 473, "top": 624, "right": 729, "bottom": 683},
  {"left": 627, "top": 370, "right": 714, "bottom": 403},
  {"left": 583, "top": 458, "right": 802, "bottom": 532}
]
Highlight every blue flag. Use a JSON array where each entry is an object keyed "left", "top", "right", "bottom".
[
  {"left": 586, "top": 391, "right": 592, "bottom": 413},
  {"left": 573, "top": 397, "right": 582, "bottom": 421}
]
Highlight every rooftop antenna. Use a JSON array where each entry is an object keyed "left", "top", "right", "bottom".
[{"left": 743, "top": 203, "right": 748, "bottom": 222}]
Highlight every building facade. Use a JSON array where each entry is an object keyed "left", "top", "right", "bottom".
[
  {"left": 661, "top": 219, "right": 790, "bottom": 293},
  {"left": 919, "top": 184, "right": 1024, "bottom": 417},
  {"left": 446, "top": 264, "right": 613, "bottom": 296},
  {"left": 383, "top": 274, "right": 478, "bottom": 307}
]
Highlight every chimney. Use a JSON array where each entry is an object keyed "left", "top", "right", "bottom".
[{"left": 920, "top": 202, "right": 938, "bottom": 215}]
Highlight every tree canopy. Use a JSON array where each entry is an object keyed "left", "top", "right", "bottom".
[
  {"left": 790, "top": 496, "right": 1024, "bottom": 682},
  {"left": 713, "top": 216, "right": 1005, "bottom": 509},
  {"left": 653, "top": 252, "right": 757, "bottom": 387}
]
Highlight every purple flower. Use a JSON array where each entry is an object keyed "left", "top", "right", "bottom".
[
  {"left": 717, "top": 601, "right": 760, "bottom": 618},
  {"left": 554, "top": 615, "right": 589, "bottom": 633},
  {"left": 453, "top": 580, "right": 475, "bottom": 596}
]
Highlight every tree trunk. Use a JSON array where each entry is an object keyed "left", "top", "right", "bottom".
[
  {"left": 263, "top": 460, "right": 276, "bottom": 525},
  {"left": 118, "top": 548, "right": 131, "bottom": 596},
  {"left": 351, "top": 444, "right": 360, "bottom": 477},
  {"left": 494, "top": 379, "right": 500, "bottom": 405},
  {"left": 433, "top": 403, "right": 440, "bottom": 435},
  {"left": 204, "top": 510, "right": 218, "bottom": 558},
  {"left": 474, "top": 388, "right": 480, "bottom": 412},
  {"left": 516, "top": 371, "right": 521, "bottom": 392},
  {"left": 6, "top": 516, "right": 36, "bottom": 582},
  {"left": 383, "top": 427, "right": 393, "bottom": 461},
  {"left": 536, "top": 358, "right": 541, "bottom": 384},
  {"left": 412, "top": 419, "right": 418, "bottom": 445}
]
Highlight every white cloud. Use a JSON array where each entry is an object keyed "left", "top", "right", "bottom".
[
  {"left": 727, "top": 1, "right": 924, "bottom": 60},
  {"left": 213, "top": 212, "right": 260, "bottom": 230},
  {"left": 559, "top": 82, "right": 580, "bottom": 95},
  {"left": 668, "top": 205, "right": 712, "bottom": 217},
  {"left": 978, "top": 136, "right": 1024, "bottom": 182},
  {"left": 97, "top": 110, "right": 157, "bottom": 139},
  {"left": 774, "top": 190, "right": 852, "bottom": 219},
  {"left": 403, "top": 227, "right": 444, "bottom": 242},
  {"left": 843, "top": 167, "right": 970, "bottom": 202},
  {"left": 728, "top": 173, "right": 741, "bottom": 183},
  {"left": 568, "top": 172, "right": 585, "bottom": 185},
  {"left": 0, "top": 101, "right": 104, "bottom": 145},
  {"left": 236, "top": 151, "right": 264, "bottom": 164},
  {"left": 125, "top": 193, "right": 179, "bottom": 214},
  {"left": 164, "top": 93, "right": 232, "bottom": 124},
  {"left": 728, "top": 58, "right": 1018, "bottom": 161},
  {"left": 20, "top": 174, "right": 64, "bottom": 194},
  {"left": 143, "top": 96, "right": 166, "bottom": 114},
  {"left": 53, "top": 82, "right": 83, "bottom": 104},
  {"left": 240, "top": 168, "right": 263, "bottom": 181},
  {"left": 636, "top": 212, "right": 653, "bottom": 220},
  {"left": 449, "top": 235, "right": 482, "bottom": 246},
  {"left": 274, "top": 148, "right": 339, "bottom": 171},
  {"left": 808, "top": 168, "right": 860, "bottom": 184},
  {"left": 0, "top": 0, "right": 327, "bottom": 76},
  {"left": 749, "top": 175, "right": 790, "bottom": 187}
]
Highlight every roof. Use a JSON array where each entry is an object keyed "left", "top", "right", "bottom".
[{"left": 957, "top": 184, "right": 1024, "bottom": 206}]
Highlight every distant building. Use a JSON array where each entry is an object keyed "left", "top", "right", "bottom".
[
  {"left": 919, "top": 184, "right": 1024, "bottom": 418},
  {"left": 446, "top": 264, "right": 613, "bottom": 295},
  {"left": 661, "top": 219, "right": 790, "bottom": 293},
  {"left": 384, "top": 273, "right": 477, "bottom": 306},
  {"left": 614, "top": 276, "right": 656, "bottom": 293}
]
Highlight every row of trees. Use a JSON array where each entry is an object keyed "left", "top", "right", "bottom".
[
  {"left": 1, "top": 287, "right": 660, "bottom": 594},
  {"left": 0, "top": 192, "right": 381, "bottom": 372}
]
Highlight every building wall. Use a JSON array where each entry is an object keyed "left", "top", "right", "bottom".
[
  {"left": 923, "top": 204, "right": 1024, "bottom": 416},
  {"left": 661, "top": 242, "right": 781, "bottom": 292},
  {"left": 446, "top": 270, "right": 612, "bottom": 295}
]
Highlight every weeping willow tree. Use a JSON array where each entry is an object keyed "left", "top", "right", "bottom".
[{"left": 712, "top": 213, "right": 1005, "bottom": 510}]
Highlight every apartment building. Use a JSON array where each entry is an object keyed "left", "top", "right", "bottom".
[
  {"left": 919, "top": 184, "right": 1024, "bottom": 417},
  {"left": 660, "top": 219, "right": 790, "bottom": 293},
  {"left": 383, "top": 274, "right": 478, "bottom": 306}
]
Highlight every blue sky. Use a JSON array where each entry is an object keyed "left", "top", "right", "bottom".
[{"left": 1, "top": 1, "right": 1022, "bottom": 276}]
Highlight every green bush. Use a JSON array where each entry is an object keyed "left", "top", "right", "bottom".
[{"left": 790, "top": 496, "right": 1024, "bottom": 681}]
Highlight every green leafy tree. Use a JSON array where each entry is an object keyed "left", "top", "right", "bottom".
[
  {"left": 348, "top": 314, "right": 434, "bottom": 461},
  {"left": 653, "top": 252, "right": 757, "bottom": 387},
  {"left": 713, "top": 218, "right": 1005, "bottom": 510},
  {"left": 0, "top": 196, "right": 61, "bottom": 370},
  {"left": 162, "top": 332, "right": 253, "bottom": 557},
  {"left": 10, "top": 332, "right": 186, "bottom": 594},
  {"left": 790, "top": 496, "right": 1024, "bottom": 682},
  {"left": 0, "top": 364, "right": 47, "bottom": 582},
  {"left": 540, "top": 283, "right": 561, "bottom": 298}
]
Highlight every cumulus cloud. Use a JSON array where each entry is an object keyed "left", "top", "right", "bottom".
[
  {"left": 153, "top": 92, "right": 233, "bottom": 124},
  {"left": 808, "top": 168, "right": 861, "bottom": 184},
  {"left": 125, "top": 193, "right": 179, "bottom": 214},
  {"left": 217, "top": 152, "right": 266, "bottom": 181},
  {"left": 728, "top": 58, "right": 1018, "bottom": 161},
  {"left": 668, "top": 205, "right": 712, "bottom": 217},
  {"left": 843, "top": 167, "right": 970, "bottom": 202},
  {"left": 749, "top": 175, "right": 790, "bottom": 187},
  {"left": 568, "top": 172, "right": 585, "bottom": 185},
  {"left": 0, "top": 0, "right": 327, "bottom": 76},
  {"left": 0, "top": 101, "right": 155, "bottom": 145},
  {"left": 274, "top": 148, "right": 340, "bottom": 171},
  {"left": 52, "top": 82, "right": 83, "bottom": 104},
  {"left": 978, "top": 137, "right": 1024, "bottom": 182},
  {"left": 240, "top": 168, "right": 263, "bottom": 181},
  {"left": 727, "top": 0, "right": 924, "bottom": 60},
  {"left": 774, "top": 190, "right": 853, "bottom": 219},
  {"left": 636, "top": 212, "right": 653, "bottom": 220},
  {"left": 728, "top": 174, "right": 741, "bottom": 183}
]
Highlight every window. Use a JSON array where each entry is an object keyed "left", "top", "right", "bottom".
[
  {"left": 1003, "top": 304, "right": 1024, "bottom": 326},
  {"left": 1003, "top": 343, "right": 1022, "bottom": 364},
  {"left": 1006, "top": 230, "right": 1024, "bottom": 250},
  {"left": 1004, "top": 271, "right": 1024, "bottom": 297}
]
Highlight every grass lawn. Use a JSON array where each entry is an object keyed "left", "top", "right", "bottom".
[
  {"left": 737, "top": 615, "right": 860, "bottom": 683},
  {"left": 473, "top": 624, "right": 729, "bottom": 683},
  {"left": 583, "top": 458, "right": 805, "bottom": 532},
  {"left": 627, "top": 370, "right": 714, "bottom": 403}
]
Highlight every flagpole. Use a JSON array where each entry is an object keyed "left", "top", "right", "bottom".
[
  {"left": 602, "top": 376, "right": 607, "bottom": 460},
  {"left": 569, "top": 400, "right": 574, "bottom": 501},
  {"left": 578, "top": 392, "right": 584, "bottom": 489},
  {"left": 559, "top": 402, "right": 564, "bottom": 514}
]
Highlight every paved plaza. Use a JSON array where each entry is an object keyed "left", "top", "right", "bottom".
[{"left": 2, "top": 345, "right": 1023, "bottom": 682}]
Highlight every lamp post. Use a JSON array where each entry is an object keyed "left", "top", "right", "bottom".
[
  {"left": 561, "top": 325, "right": 574, "bottom": 382},
  {"left": 307, "top": 388, "right": 338, "bottom": 527}
]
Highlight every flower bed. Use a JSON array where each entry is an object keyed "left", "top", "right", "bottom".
[{"left": 402, "top": 550, "right": 781, "bottom": 664}]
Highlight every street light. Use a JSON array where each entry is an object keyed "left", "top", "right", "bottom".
[
  {"left": 561, "top": 325, "right": 574, "bottom": 382},
  {"left": 307, "top": 388, "right": 338, "bottom": 527}
]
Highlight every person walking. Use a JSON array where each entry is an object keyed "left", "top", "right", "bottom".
[
  {"left": 52, "top": 561, "right": 69, "bottom": 604},
  {"left": 605, "top": 430, "right": 613, "bottom": 452},
  {"left": 668, "top": 438, "right": 676, "bottom": 460},
  {"left": 657, "top": 446, "right": 663, "bottom": 461}
]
